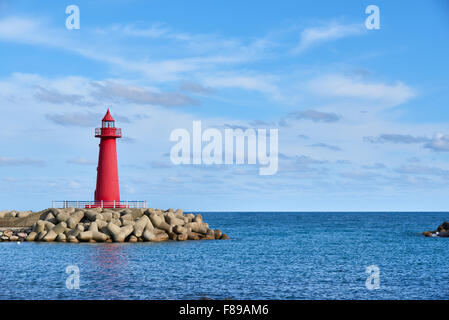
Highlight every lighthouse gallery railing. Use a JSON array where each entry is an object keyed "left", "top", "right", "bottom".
[
  {"left": 51, "top": 200, "right": 147, "bottom": 209},
  {"left": 95, "top": 127, "right": 122, "bottom": 137}
]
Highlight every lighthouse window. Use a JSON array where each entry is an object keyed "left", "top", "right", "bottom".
[{"left": 102, "top": 121, "right": 114, "bottom": 128}]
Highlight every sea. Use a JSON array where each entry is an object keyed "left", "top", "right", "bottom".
[{"left": 1, "top": 212, "right": 448, "bottom": 300}]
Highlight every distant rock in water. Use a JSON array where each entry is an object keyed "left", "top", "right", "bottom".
[
  {"left": 0, "top": 208, "right": 229, "bottom": 243},
  {"left": 423, "top": 221, "right": 449, "bottom": 238}
]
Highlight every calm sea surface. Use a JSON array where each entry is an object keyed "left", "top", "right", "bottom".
[{"left": 1, "top": 212, "right": 449, "bottom": 300}]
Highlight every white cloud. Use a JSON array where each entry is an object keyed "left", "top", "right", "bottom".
[
  {"left": 364, "top": 134, "right": 429, "bottom": 144},
  {"left": 204, "top": 74, "right": 280, "bottom": 97},
  {"left": 46, "top": 112, "right": 100, "bottom": 127},
  {"left": 0, "top": 157, "right": 45, "bottom": 166},
  {"left": 114, "top": 23, "right": 170, "bottom": 38},
  {"left": 34, "top": 86, "right": 96, "bottom": 107},
  {"left": 0, "top": 73, "right": 199, "bottom": 108},
  {"left": 292, "top": 22, "right": 365, "bottom": 54},
  {"left": 395, "top": 164, "right": 449, "bottom": 177},
  {"left": 282, "top": 109, "right": 341, "bottom": 124},
  {"left": 0, "top": 16, "right": 43, "bottom": 43},
  {"left": 308, "top": 74, "right": 415, "bottom": 108},
  {"left": 91, "top": 80, "right": 198, "bottom": 107},
  {"left": 67, "top": 157, "right": 96, "bottom": 165},
  {"left": 307, "top": 142, "right": 342, "bottom": 151},
  {"left": 180, "top": 81, "right": 215, "bottom": 94},
  {"left": 424, "top": 133, "right": 449, "bottom": 152},
  {"left": 0, "top": 16, "right": 273, "bottom": 83}
]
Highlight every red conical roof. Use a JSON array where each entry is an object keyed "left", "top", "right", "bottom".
[{"left": 102, "top": 108, "right": 115, "bottom": 121}]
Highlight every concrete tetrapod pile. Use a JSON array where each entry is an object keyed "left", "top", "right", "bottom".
[{"left": 0, "top": 207, "right": 229, "bottom": 243}]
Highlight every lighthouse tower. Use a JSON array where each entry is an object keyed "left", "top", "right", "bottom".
[
  {"left": 51, "top": 109, "right": 147, "bottom": 209},
  {"left": 94, "top": 109, "right": 122, "bottom": 207}
]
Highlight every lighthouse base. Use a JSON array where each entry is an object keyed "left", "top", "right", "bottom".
[{"left": 86, "top": 203, "right": 129, "bottom": 209}]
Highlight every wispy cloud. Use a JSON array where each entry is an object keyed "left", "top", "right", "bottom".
[
  {"left": 364, "top": 134, "right": 429, "bottom": 144},
  {"left": 424, "top": 133, "right": 449, "bottom": 152},
  {"left": 0, "top": 157, "right": 45, "bottom": 166},
  {"left": 283, "top": 109, "right": 341, "bottom": 124},
  {"left": 307, "top": 142, "right": 342, "bottom": 151},
  {"left": 67, "top": 157, "right": 96, "bottom": 165},
  {"left": 295, "top": 155, "right": 327, "bottom": 165},
  {"left": 292, "top": 22, "right": 365, "bottom": 54},
  {"left": 45, "top": 112, "right": 100, "bottom": 127},
  {"left": 180, "top": 81, "right": 215, "bottom": 94},
  {"left": 0, "top": 16, "right": 43, "bottom": 43},
  {"left": 308, "top": 74, "right": 415, "bottom": 107},
  {"left": 0, "top": 17, "right": 268, "bottom": 83},
  {"left": 120, "top": 137, "right": 136, "bottom": 144},
  {"left": 362, "top": 163, "right": 387, "bottom": 170},
  {"left": 103, "top": 22, "right": 274, "bottom": 58},
  {"left": 107, "top": 23, "right": 171, "bottom": 39},
  {"left": 149, "top": 160, "right": 173, "bottom": 169},
  {"left": 203, "top": 74, "right": 279, "bottom": 97},
  {"left": 34, "top": 86, "right": 95, "bottom": 107},
  {"left": 223, "top": 123, "right": 250, "bottom": 131},
  {"left": 91, "top": 81, "right": 199, "bottom": 107},
  {"left": 46, "top": 111, "right": 130, "bottom": 127},
  {"left": 395, "top": 164, "right": 449, "bottom": 177}
]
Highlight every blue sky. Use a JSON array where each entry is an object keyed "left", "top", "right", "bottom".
[{"left": 0, "top": 0, "right": 449, "bottom": 211}]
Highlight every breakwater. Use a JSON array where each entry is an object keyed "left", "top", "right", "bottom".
[{"left": 0, "top": 208, "right": 228, "bottom": 242}]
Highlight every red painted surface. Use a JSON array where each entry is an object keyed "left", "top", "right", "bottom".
[{"left": 94, "top": 109, "right": 123, "bottom": 207}]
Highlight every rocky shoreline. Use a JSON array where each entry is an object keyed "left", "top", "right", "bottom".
[
  {"left": 0, "top": 208, "right": 229, "bottom": 243},
  {"left": 423, "top": 221, "right": 449, "bottom": 238}
]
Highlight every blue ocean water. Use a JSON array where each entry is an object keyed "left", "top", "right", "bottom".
[{"left": 1, "top": 212, "right": 449, "bottom": 300}]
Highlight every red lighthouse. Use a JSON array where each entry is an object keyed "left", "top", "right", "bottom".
[
  {"left": 94, "top": 109, "right": 122, "bottom": 207},
  {"left": 52, "top": 109, "right": 146, "bottom": 210}
]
